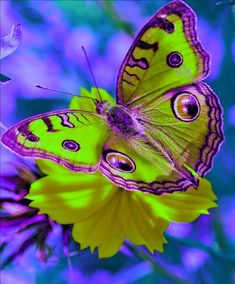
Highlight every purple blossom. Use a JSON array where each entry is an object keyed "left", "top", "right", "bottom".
[
  {"left": 182, "top": 249, "right": 208, "bottom": 271},
  {"left": 1, "top": 271, "right": 32, "bottom": 284},
  {"left": 219, "top": 197, "right": 235, "bottom": 239},
  {"left": 106, "top": 32, "right": 132, "bottom": 69},
  {"left": 0, "top": 163, "right": 72, "bottom": 269},
  {"left": 229, "top": 105, "right": 235, "bottom": 125},
  {"left": 167, "top": 223, "right": 192, "bottom": 238},
  {"left": 0, "top": 23, "right": 22, "bottom": 84}
]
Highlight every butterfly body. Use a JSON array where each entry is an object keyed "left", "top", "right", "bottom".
[
  {"left": 1, "top": 0, "right": 224, "bottom": 195},
  {"left": 106, "top": 105, "right": 143, "bottom": 137}
]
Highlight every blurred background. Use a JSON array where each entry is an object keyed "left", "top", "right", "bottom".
[{"left": 0, "top": 0, "right": 235, "bottom": 283}]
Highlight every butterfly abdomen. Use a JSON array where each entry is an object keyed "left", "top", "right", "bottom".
[{"left": 106, "top": 106, "right": 142, "bottom": 137}]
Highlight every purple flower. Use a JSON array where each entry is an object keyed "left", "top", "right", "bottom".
[
  {"left": 229, "top": 105, "right": 235, "bottom": 125},
  {"left": 0, "top": 162, "right": 72, "bottom": 268},
  {"left": 182, "top": 248, "right": 208, "bottom": 271},
  {"left": 219, "top": 196, "right": 235, "bottom": 240},
  {"left": 167, "top": 223, "right": 192, "bottom": 238},
  {"left": 113, "top": 0, "right": 145, "bottom": 31}
]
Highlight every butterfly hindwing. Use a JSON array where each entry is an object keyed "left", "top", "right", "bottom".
[
  {"left": 142, "top": 82, "right": 223, "bottom": 177},
  {"left": 1, "top": 110, "right": 109, "bottom": 172},
  {"left": 100, "top": 134, "right": 198, "bottom": 195}
]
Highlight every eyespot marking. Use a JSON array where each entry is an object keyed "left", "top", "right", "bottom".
[
  {"left": 104, "top": 150, "right": 136, "bottom": 173},
  {"left": 27, "top": 134, "right": 39, "bottom": 142},
  {"left": 164, "top": 21, "right": 175, "bottom": 33},
  {"left": 153, "top": 17, "right": 175, "bottom": 33},
  {"left": 17, "top": 125, "right": 39, "bottom": 142},
  {"left": 62, "top": 140, "right": 80, "bottom": 152},
  {"left": 171, "top": 93, "right": 200, "bottom": 122},
  {"left": 167, "top": 52, "right": 183, "bottom": 67}
]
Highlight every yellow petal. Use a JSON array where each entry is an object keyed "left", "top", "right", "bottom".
[
  {"left": 28, "top": 171, "right": 126, "bottom": 257},
  {"left": 120, "top": 191, "right": 168, "bottom": 253},
  {"left": 139, "top": 177, "right": 217, "bottom": 223},
  {"left": 28, "top": 171, "right": 169, "bottom": 257},
  {"left": 28, "top": 171, "right": 115, "bottom": 224},
  {"left": 27, "top": 166, "right": 216, "bottom": 258},
  {"left": 72, "top": 190, "right": 125, "bottom": 257},
  {"left": 69, "top": 87, "right": 115, "bottom": 112}
]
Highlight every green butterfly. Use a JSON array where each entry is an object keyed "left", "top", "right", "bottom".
[{"left": 1, "top": 0, "right": 223, "bottom": 195}]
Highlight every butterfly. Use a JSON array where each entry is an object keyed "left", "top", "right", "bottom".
[{"left": 1, "top": 0, "right": 223, "bottom": 195}]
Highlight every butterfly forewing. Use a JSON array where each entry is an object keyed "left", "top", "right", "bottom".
[
  {"left": 1, "top": 110, "right": 109, "bottom": 172},
  {"left": 99, "top": 134, "right": 198, "bottom": 195},
  {"left": 116, "top": 0, "right": 209, "bottom": 108}
]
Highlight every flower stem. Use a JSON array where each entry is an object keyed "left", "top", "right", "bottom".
[{"left": 125, "top": 243, "right": 187, "bottom": 284}]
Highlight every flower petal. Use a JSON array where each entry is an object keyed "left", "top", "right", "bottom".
[
  {"left": 30, "top": 162, "right": 216, "bottom": 258},
  {"left": 72, "top": 190, "right": 125, "bottom": 257},
  {"left": 28, "top": 171, "right": 126, "bottom": 257},
  {"left": 69, "top": 87, "right": 115, "bottom": 112},
  {"left": 28, "top": 171, "right": 115, "bottom": 224},
  {"left": 139, "top": 178, "right": 217, "bottom": 223},
  {"left": 28, "top": 170, "right": 169, "bottom": 257},
  {"left": 120, "top": 192, "right": 168, "bottom": 253}
]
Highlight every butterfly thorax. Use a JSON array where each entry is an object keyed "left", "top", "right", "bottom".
[
  {"left": 106, "top": 105, "right": 141, "bottom": 137},
  {"left": 96, "top": 101, "right": 139, "bottom": 136}
]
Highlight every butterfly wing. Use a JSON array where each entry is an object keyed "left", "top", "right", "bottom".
[
  {"left": 99, "top": 133, "right": 198, "bottom": 195},
  {"left": 116, "top": 0, "right": 209, "bottom": 108},
  {"left": 108, "top": 0, "right": 223, "bottom": 194},
  {"left": 1, "top": 110, "right": 109, "bottom": 172},
  {"left": 142, "top": 82, "right": 223, "bottom": 177},
  {"left": 99, "top": 82, "right": 223, "bottom": 194}
]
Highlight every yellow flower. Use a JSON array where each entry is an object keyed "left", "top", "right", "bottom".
[{"left": 27, "top": 88, "right": 217, "bottom": 258}]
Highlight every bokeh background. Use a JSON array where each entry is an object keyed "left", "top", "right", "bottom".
[{"left": 1, "top": 0, "right": 235, "bottom": 283}]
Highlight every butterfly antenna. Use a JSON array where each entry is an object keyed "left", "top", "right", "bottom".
[
  {"left": 35, "top": 85, "right": 96, "bottom": 102},
  {"left": 81, "top": 46, "right": 103, "bottom": 102}
]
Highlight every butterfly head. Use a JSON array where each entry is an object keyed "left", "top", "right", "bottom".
[{"left": 95, "top": 100, "right": 111, "bottom": 116}]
